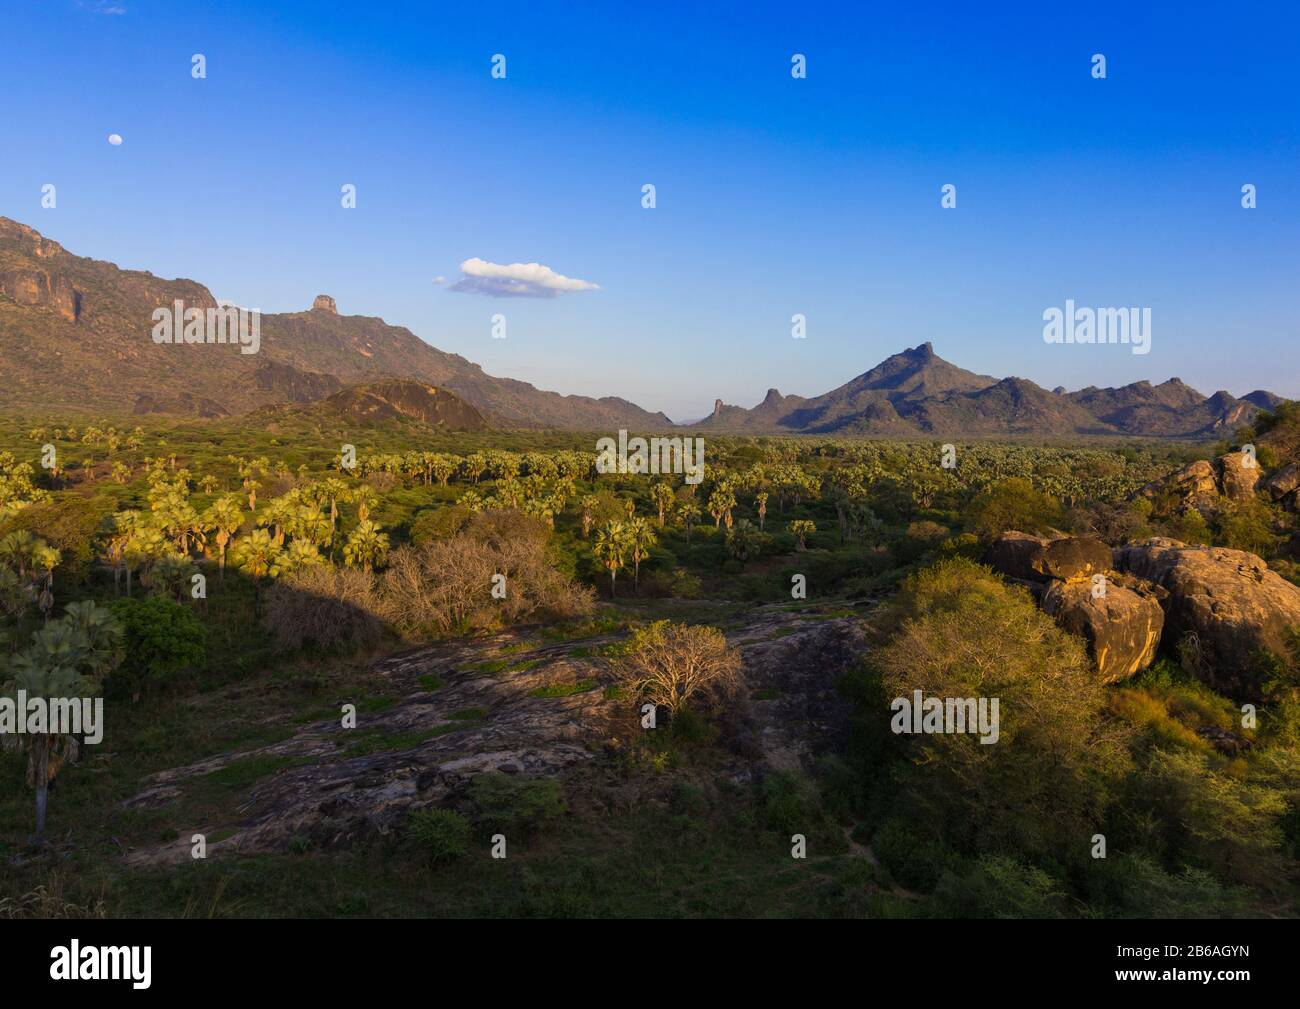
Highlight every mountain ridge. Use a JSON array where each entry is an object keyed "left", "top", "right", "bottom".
[{"left": 0, "top": 218, "right": 1284, "bottom": 438}]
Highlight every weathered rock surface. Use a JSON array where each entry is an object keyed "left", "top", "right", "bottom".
[
  {"left": 1115, "top": 537, "right": 1300, "bottom": 698},
  {"left": 728, "top": 615, "right": 869, "bottom": 772},
  {"left": 119, "top": 611, "right": 869, "bottom": 864},
  {"left": 1263, "top": 462, "right": 1300, "bottom": 505},
  {"left": 1040, "top": 579, "right": 1164, "bottom": 682},
  {"left": 1137, "top": 452, "right": 1263, "bottom": 511},
  {"left": 984, "top": 532, "right": 1112, "bottom": 582},
  {"left": 1217, "top": 452, "right": 1261, "bottom": 502},
  {"left": 1137, "top": 459, "right": 1219, "bottom": 509}
]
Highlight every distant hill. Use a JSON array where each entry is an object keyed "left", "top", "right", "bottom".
[
  {"left": 688, "top": 343, "right": 1282, "bottom": 439},
  {"left": 269, "top": 379, "right": 487, "bottom": 430},
  {"left": 0, "top": 217, "right": 671, "bottom": 429}
]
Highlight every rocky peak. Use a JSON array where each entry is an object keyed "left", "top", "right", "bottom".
[
  {"left": 712, "top": 398, "right": 724, "bottom": 418},
  {"left": 312, "top": 294, "right": 338, "bottom": 314}
]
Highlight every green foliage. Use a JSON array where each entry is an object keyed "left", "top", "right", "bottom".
[
  {"left": 407, "top": 808, "right": 472, "bottom": 864},
  {"left": 964, "top": 477, "right": 1064, "bottom": 538},
  {"left": 1216, "top": 499, "right": 1278, "bottom": 557},
  {"left": 107, "top": 595, "right": 206, "bottom": 698},
  {"left": 467, "top": 773, "right": 566, "bottom": 841}
]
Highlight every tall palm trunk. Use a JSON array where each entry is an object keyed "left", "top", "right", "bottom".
[{"left": 33, "top": 736, "right": 50, "bottom": 846}]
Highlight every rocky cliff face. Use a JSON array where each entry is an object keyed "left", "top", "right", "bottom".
[
  {"left": 0, "top": 269, "right": 81, "bottom": 321},
  {"left": 0, "top": 216, "right": 674, "bottom": 428}
]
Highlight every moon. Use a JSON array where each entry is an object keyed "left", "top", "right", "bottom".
[{"left": 108, "top": 133, "right": 123, "bottom": 146}]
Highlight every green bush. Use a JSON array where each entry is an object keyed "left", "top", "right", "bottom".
[
  {"left": 467, "top": 773, "right": 566, "bottom": 841},
  {"left": 107, "top": 595, "right": 206, "bottom": 699},
  {"left": 408, "top": 807, "right": 472, "bottom": 863},
  {"left": 872, "top": 817, "right": 957, "bottom": 892}
]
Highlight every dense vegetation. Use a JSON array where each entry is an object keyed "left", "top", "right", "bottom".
[{"left": 0, "top": 410, "right": 1296, "bottom": 918}]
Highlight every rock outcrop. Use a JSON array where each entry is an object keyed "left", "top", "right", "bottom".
[
  {"left": 984, "top": 532, "right": 1112, "bottom": 583},
  {"left": 312, "top": 294, "right": 338, "bottom": 313},
  {"left": 1137, "top": 452, "right": 1263, "bottom": 511},
  {"left": 985, "top": 532, "right": 1160, "bottom": 680},
  {"left": 0, "top": 269, "right": 81, "bottom": 321},
  {"left": 1114, "top": 538, "right": 1300, "bottom": 698},
  {"left": 1263, "top": 462, "right": 1300, "bottom": 507},
  {"left": 118, "top": 611, "right": 867, "bottom": 864},
  {"left": 1218, "top": 452, "right": 1261, "bottom": 502},
  {"left": 1137, "top": 459, "right": 1219, "bottom": 510},
  {"left": 1040, "top": 578, "right": 1164, "bottom": 683}
]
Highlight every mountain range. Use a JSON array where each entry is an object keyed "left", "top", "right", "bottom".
[
  {"left": 0, "top": 217, "right": 1283, "bottom": 438},
  {"left": 690, "top": 343, "right": 1282, "bottom": 438}
]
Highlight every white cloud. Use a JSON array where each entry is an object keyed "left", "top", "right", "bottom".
[{"left": 450, "top": 257, "right": 599, "bottom": 298}]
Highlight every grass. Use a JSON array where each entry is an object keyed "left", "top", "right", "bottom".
[
  {"left": 529, "top": 680, "right": 598, "bottom": 698},
  {"left": 4, "top": 776, "right": 887, "bottom": 919},
  {"left": 202, "top": 754, "right": 300, "bottom": 789}
]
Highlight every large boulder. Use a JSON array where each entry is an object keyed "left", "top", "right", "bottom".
[
  {"left": 1263, "top": 463, "right": 1300, "bottom": 505},
  {"left": 985, "top": 532, "right": 1113, "bottom": 582},
  {"left": 1041, "top": 578, "right": 1164, "bottom": 682},
  {"left": 1216, "top": 452, "right": 1260, "bottom": 502},
  {"left": 1114, "top": 538, "right": 1300, "bottom": 698},
  {"left": 1136, "top": 459, "right": 1218, "bottom": 509},
  {"left": 984, "top": 531, "right": 1048, "bottom": 581}
]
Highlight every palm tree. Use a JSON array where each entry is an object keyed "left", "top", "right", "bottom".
[
  {"left": 259, "top": 495, "right": 294, "bottom": 547},
  {"left": 283, "top": 538, "right": 324, "bottom": 573},
  {"left": 203, "top": 495, "right": 244, "bottom": 579},
  {"left": 651, "top": 482, "right": 674, "bottom": 526},
  {"left": 626, "top": 516, "right": 657, "bottom": 589},
  {"left": 294, "top": 501, "right": 331, "bottom": 548},
  {"left": 4, "top": 605, "right": 120, "bottom": 845},
  {"left": 677, "top": 500, "right": 702, "bottom": 545},
  {"left": 708, "top": 488, "right": 736, "bottom": 529},
  {"left": 593, "top": 520, "right": 631, "bottom": 597},
  {"left": 232, "top": 528, "right": 284, "bottom": 579},
  {"left": 29, "top": 542, "right": 60, "bottom": 621},
  {"left": 789, "top": 519, "right": 817, "bottom": 550},
  {"left": 580, "top": 495, "right": 599, "bottom": 537},
  {"left": 755, "top": 491, "right": 769, "bottom": 531},
  {"left": 0, "top": 530, "right": 37, "bottom": 579},
  {"left": 343, "top": 520, "right": 389, "bottom": 573},
  {"left": 352, "top": 486, "right": 379, "bottom": 524},
  {"left": 311, "top": 478, "right": 350, "bottom": 559},
  {"left": 727, "top": 519, "right": 759, "bottom": 563}
]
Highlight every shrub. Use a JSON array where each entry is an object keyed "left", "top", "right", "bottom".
[
  {"left": 613, "top": 620, "right": 743, "bottom": 717},
  {"left": 380, "top": 510, "right": 594, "bottom": 636},
  {"left": 409, "top": 505, "right": 472, "bottom": 546},
  {"left": 964, "top": 478, "right": 1063, "bottom": 539},
  {"left": 872, "top": 816, "right": 956, "bottom": 892},
  {"left": 869, "top": 558, "right": 1131, "bottom": 862},
  {"left": 467, "top": 773, "right": 566, "bottom": 841},
  {"left": 408, "top": 807, "right": 472, "bottom": 863},
  {"left": 263, "top": 565, "right": 384, "bottom": 653},
  {"left": 932, "top": 855, "right": 1068, "bottom": 918},
  {"left": 107, "top": 595, "right": 206, "bottom": 699}
]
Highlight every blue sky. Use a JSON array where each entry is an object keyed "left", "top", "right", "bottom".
[{"left": 2, "top": 0, "right": 1297, "bottom": 420}]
